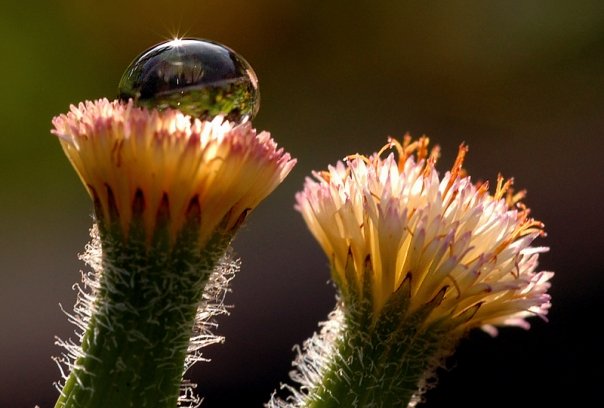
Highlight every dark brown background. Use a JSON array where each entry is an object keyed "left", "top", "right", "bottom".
[{"left": 1, "top": 1, "right": 602, "bottom": 407}]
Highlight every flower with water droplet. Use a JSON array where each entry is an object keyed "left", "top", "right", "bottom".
[
  {"left": 269, "top": 135, "right": 552, "bottom": 408},
  {"left": 52, "top": 67, "right": 292, "bottom": 407}
]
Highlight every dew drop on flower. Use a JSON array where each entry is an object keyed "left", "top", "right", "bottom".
[{"left": 118, "top": 38, "right": 260, "bottom": 122}]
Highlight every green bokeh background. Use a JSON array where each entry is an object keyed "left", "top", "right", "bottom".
[{"left": 1, "top": 1, "right": 603, "bottom": 406}]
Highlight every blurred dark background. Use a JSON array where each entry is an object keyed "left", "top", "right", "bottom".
[{"left": 1, "top": 1, "right": 603, "bottom": 407}]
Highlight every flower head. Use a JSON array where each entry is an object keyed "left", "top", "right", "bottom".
[
  {"left": 296, "top": 135, "right": 552, "bottom": 334},
  {"left": 52, "top": 98, "right": 295, "bottom": 245}
]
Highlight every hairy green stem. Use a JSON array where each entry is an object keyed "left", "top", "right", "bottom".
[
  {"left": 55, "top": 211, "right": 232, "bottom": 408},
  {"left": 305, "top": 292, "right": 454, "bottom": 408}
]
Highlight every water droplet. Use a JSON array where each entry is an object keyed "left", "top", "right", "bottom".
[{"left": 118, "top": 38, "right": 260, "bottom": 122}]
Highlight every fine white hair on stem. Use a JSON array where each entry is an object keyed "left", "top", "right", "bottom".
[
  {"left": 53, "top": 225, "right": 103, "bottom": 396},
  {"left": 266, "top": 305, "right": 345, "bottom": 408},
  {"left": 53, "top": 224, "right": 240, "bottom": 407}
]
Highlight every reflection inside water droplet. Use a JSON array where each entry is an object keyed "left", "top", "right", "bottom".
[{"left": 118, "top": 38, "right": 260, "bottom": 122}]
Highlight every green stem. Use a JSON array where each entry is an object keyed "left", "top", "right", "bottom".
[
  {"left": 305, "top": 296, "right": 454, "bottom": 408},
  {"left": 55, "top": 214, "right": 232, "bottom": 408}
]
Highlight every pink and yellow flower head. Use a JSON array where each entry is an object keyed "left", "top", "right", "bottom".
[
  {"left": 52, "top": 99, "right": 296, "bottom": 246},
  {"left": 295, "top": 136, "right": 552, "bottom": 335}
]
